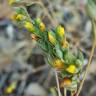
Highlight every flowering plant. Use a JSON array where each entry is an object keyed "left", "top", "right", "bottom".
[{"left": 8, "top": 0, "right": 96, "bottom": 96}]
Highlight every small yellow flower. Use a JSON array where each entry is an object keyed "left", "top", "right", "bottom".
[
  {"left": 8, "top": 0, "right": 15, "bottom": 5},
  {"left": 48, "top": 31, "right": 56, "bottom": 45},
  {"left": 5, "top": 82, "right": 17, "bottom": 94},
  {"left": 16, "top": 14, "right": 24, "bottom": 21},
  {"left": 11, "top": 14, "right": 17, "bottom": 20},
  {"left": 53, "top": 59, "right": 64, "bottom": 69},
  {"left": 62, "top": 40, "right": 69, "bottom": 48},
  {"left": 56, "top": 25, "right": 65, "bottom": 37},
  {"left": 66, "top": 65, "right": 76, "bottom": 74},
  {"left": 11, "top": 14, "right": 24, "bottom": 21},
  {"left": 39, "top": 22, "right": 46, "bottom": 32},
  {"left": 24, "top": 21, "right": 34, "bottom": 32},
  {"left": 60, "top": 78, "right": 72, "bottom": 87}
]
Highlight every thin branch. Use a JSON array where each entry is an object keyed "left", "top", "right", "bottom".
[
  {"left": 54, "top": 70, "right": 61, "bottom": 96},
  {"left": 71, "top": 91, "right": 73, "bottom": 96},
  {"left": 76, "top": 41, "right": 96, "bottom": 96},
  {"left": 64, "top": 88, "right": 67, "bottom": 96}
]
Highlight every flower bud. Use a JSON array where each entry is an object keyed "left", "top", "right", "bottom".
[
  {"left": 24, "top": 21, "right": 34, "bottom": 32},
  {"left": 48, "top": 31, "right": 56, "bottom": 45},
  {"left": 60, "top": 77, "right": 72, "bottom": 87},
  {"left": 11, "top": 14, "right": 24, "bottom": 21},
  {"left": 53, "top": 59, "right": 64, "bottom": 69},
  {"left": 66, "top": 65, "right": 76, "bottom": 74},
  {"left": 16, "top": 14, "right": 24, "bottom": 20},
  {"left": 39, "top": 22, "right": 46, "bottom": 32},
  {"left": 56, "top": 25, "right": 65, "bottom": 37},
  {"left": 62, "top": 40, "right": 69, "bottom": 48},
  {"left": 35, "top": 18, "right": 41, "bottom": 25}
]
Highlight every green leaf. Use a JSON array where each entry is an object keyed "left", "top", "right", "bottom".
[
  {"left": 75, "top": 59, "right": 83, "bottom": 67},
  {"left": 55, "top": 44, "right": 63, "bottom": 59},
  {"left": 37, "top": 39, "right": 48, "bottom": 52},
  {"left": 64, "top": 52, "right": 76, "bottom": 64},
  {"left": 34, "top": 18, "right": 41, "bottom": 25},
  {"left": 76, "top": 51, "right": 84, "bottom": 64},
  {"left": 60, "top": 70, "right": 72, "bottom": 78},
  {"left": 15, "top": 7, "right": 26, "bottom": 15}
]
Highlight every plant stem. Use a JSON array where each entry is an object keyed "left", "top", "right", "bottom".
[
  {"left": 64, "top": 88, "right": 67, "bottom": 96},
  {"left": 54, "top": 70, "right": 61, "bottom": 96},
  {"left": 21, "top": 6, "right": 32, "bottom": 21},
  {"left": 71, "top": 91, "right": 73, "bottom": 96},
  {"left": 76, "top": 41, "right": 96, "bottom": 96}
]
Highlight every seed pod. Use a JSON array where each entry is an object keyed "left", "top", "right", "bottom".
[{"left": 66, "top": 65, "right": 76, "bottom": 74}]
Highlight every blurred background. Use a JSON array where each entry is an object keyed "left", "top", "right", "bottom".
[{"left": 0, "top": 0, "right": 96, "bottom": 96}]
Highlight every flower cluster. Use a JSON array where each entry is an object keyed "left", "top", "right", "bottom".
[{"left": 10, "top": 4, "right": 84, "bottom": 91}]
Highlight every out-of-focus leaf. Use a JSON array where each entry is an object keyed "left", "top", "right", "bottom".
[{"left": 86, "top": 0, "right": 96, "bottom": 20}]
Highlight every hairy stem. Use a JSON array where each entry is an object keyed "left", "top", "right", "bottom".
[{"left": 54, "top": 70, "right": 61, "bottom": 96}]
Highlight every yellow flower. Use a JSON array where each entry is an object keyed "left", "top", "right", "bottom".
[
  {"left": 60, "top": 78, "right": 72, "bottom": 87},
  {"left": 53, "top": 59, "right": 64, "bottom": 69},
  {"left": 8, "top": 0, "right": 15, "bottom": 5},
  {"left": 11, "top": 14, "right": 24, "bottom": 21},
  {"left": 66, "top": 65, "right": 76, "bottom": 74},
  {"left": 39, "top": 22, "right": 46, "bottom": 32},
  {"left": 48, "top": 31, "right": 56, "bottom": 45},
  {"left": 56, "top": 25, "right": 65, "bottom": 37},
  {"left": 62, "top": 39, "right": 69, "bottom": 48},
  {"left": 24, "top": 21, "right": 34, "bottom": 32},
  {"left": 11, "top": 14, "right": 17, "bottom": 20},
  {"left": 16, "top": 14, "right": 24, "bottom": 21},
  {"left": 5, "top": 82, "right": 17, "bottom": 94},
  {"left": 35, "top": 18, "right": 46, "bottom": 32}
]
